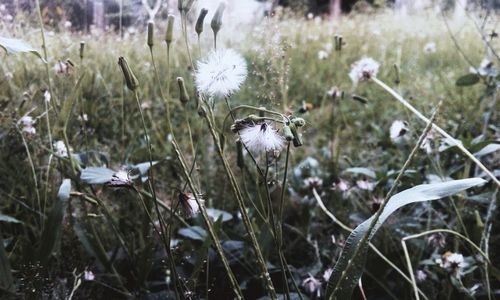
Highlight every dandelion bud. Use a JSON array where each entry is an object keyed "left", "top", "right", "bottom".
[
  {"left": 79, "top": 41, "right": 85, "bottom": 60},
  {"left": 165, "top": 15, "right": 175, "bottom": 45},
  {"left": 289, "top": 123, "right": 303, "bottom": 147},
  {"left": 236, "top": 140, "right": 244, "bottom": 168},
  {"left": 283, "top": 125, "right": 293, "bottom": 141},
  {"left": 147, "top": 21, "right": 154, "bottom": 48},
  {"left": 177, "top": 77, "right": 189, "bottom": 104},
  {"left": 118, "top": 57, "right": 139, "bottom": 92},
  {"left": 195, "top": 8, "right": 208, "bottom": 36},
  {"left": 335, "top": 35, "right": 343, "bottom": 51},
  {"left": 211, "top": 2, "right": 226, "bottom": 36},
  {"left": 291, "top": 117, "right": 305, "bottom": 127},
  {"left": 393, "top": 63, "right": 400, "bottom": 85}
]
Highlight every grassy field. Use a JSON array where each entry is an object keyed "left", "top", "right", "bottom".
[{"left": 0, "top": 5, "right": 499, "bottom": 300}]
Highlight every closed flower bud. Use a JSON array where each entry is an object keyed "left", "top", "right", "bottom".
[
  {"left": 177, "top": 77, "right": 190, "bottom": 104},
  {"left": 165, "top": 15, "right": 175, "bottom": 45},
  {"left": 289, "top": 123, "right": 303, "bottom": 147},
  {"left": 236, "top": 139, "right": 244, "bottom": 168},
  {"left": 147, "top": 21, "right": 154, "bottom": 48},
  {"left": 283, "top": 125, "right": 293, "bottom": 141},
  {"left": 211, "top": 2, "right": 226, "bottom": 36},
  {"left": 195, "top": 8, "right": 208, "bottom": 36},
  {"left": 291, "top": 117, "right": 306, "bottom": 127},
  {"left": 118, "top": 57, "right": 139, "bottom": 92},
  {"left": 178, "top": 0, "right": 195, "bottom": 13},
  {"left": 79, "top": 41, "right": 85, "bottom": 60}
]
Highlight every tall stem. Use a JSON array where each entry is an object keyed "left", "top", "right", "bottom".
[{"left": 372, "top": 77, "right": 500, "bottom": 187}]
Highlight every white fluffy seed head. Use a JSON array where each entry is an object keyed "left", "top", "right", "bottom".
[
  {"left": 239, "top": 123, "right": 285, "bottom": 153},
  {"left": 195, "top": 48, "right": 247, "bottom": 98},
  {"left": 349, "top": 57, "right": 380, "bottom": 83}
]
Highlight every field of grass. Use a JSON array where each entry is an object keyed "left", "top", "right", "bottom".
[{"left": 0, "top": 4, "right": 499, "bottom": 300}]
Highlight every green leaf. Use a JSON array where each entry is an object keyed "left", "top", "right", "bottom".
[
  {"left": 80, "top": 167, "right": 114, "bottom": 184},
  {"left": 455, "top": 73, "right": 480, "bottom": 86},
  {"left": 326, "top": 178, "right": 485, "bottom": 299},
  {"left": 0, "top": 214, "right": 22, "bottom": 224},
  {"left": 0, "top": 36, "right": 45, "bottom": 62},
  {"left": 344, "top": 167, "right": 377, "bottom": 179},
  {"left": 178, "top": 226, "right": 207, "bottom": 241},
  {"left": 37, "top": 179, "right": 71, "bottom": 265},
  {"left": 206, "top": 208, "right": 233, "bottom": 222},
  {"left": 473, "top": 143, "right": 500, "bottom": 158}
]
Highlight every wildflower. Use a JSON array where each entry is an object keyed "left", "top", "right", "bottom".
[
  {"left": 54, "top": 140, "right": 69, "bottom": 157},
  {"left": 64, "top": 21, "right": 72, "bottom": 29},
  {"left": 238, "top": 122, "right": 285, "bottom": 153},
  {"left": 423, "top": 42, "right": 436, "bottom": 53},
  {"left": 427, "top": 232, "right": 446, "bottom": 249},
  {"left": 54, "top": 61, "right": 67, "bottom": 74},
  {"left": 195, "top": 48, "right": 247, "bottom": 98},
  {"left": 416, "top": 270, "right": 427, "bottom": 282},
  {"left": 327, "top": 86, "right": 342, "bottom": 99},
  {"left": 331, "top": 179, "right": 350, "bottom": 193},
  {"left": 77, "top": 114, "right": 88, "bottom": 122},
  {"left": 441, "top": 252, "right": 468, "bottom": 270},
  {"left": 19, "top": 115, "right": 36, "bottom": 136},
  {"left": 44, "top": 90, "right": 51, "bottom": 103},
  {"left": 349, "top": 57, "right": 380, "bottom": 83},
  {"left": 470, "top": 58, "right": 497, "bottom": 77},
  {"left": 370, "top": 196, "right": 383, "bottom": 212},
  {"left": 420, "top": 129, "right": 438, "bottom": 154},
  {"left": 390, "top": 120, "right": 410, "bottom": 144},
  {"left": 304, "top": 176, "right": 323, "bottom": 189},
  {"left": 179, "top": 192, "right": 203, "bottom": 217},
  {"left": 302, "top": 274, "right": 321, "bottom": 297},
  {"left": 323, "top": 268, "right": 333, "bottom": 282},
  {"left": 318, "top": 50, "right": 328, "bottom": 60},
  {"left": 356, "top": 179, "right": 375, "bottom": 191},
  {"left": 83, "top": 270, "right": 95, "bottom": 281},
  {"left": 107, "top": 170, "right": 133, "bottom": 187}
]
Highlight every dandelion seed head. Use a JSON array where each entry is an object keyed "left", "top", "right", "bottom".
[
  {"left": 349, "top": 57, "right": 380, "bottom": 83},
  {"left": 239, "top": 122, "right": 285, "bottom": 153},
  {"left": 195, "top": 48, "right": 247, "bottom": 98}
]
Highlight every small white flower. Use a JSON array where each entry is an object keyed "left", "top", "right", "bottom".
[
  {"left": 331, "top": 179, "right": 350, "bottom": 195},
  {"left": 356, "top": 179, "right": 375, "bottom": 191},
  {"left": 19, "top": 116, "right": 35, "bottom": 128},
  {"left": 349, "top": 57, "right": 380, "bottom": 83},
  {"left": 54, "top": 61, "right": 67, "bottom": 74},
  {"left": 324, "top": 42, "right": 333, "bottom": 52},
  {"left": 302, "top": 274, "right": 321, "bottom": 297},
  {"left": 64, "top": 21, "right": 72, "bottom": 29},
  {"left": 107, "top": 170, "right": 133, "bottom": 187},
  {"left": 77, "top": 113, "right": 88, "bottom": 122},
  {"left": 470, "top": 58, "right": 497, "bottom": 77},
  {"left": 304, "top": 176, "right": 323, "bottom": 189},
  {"left": 423, "top": 42, "right": 436, "bottom": 53},
  {"left": 416, "top": 270, "right": 427, "bottom": 282},
  {"left": 442, "top": 252, "right": 468, "bottom": 270},
  {"left": 323, "top": 268, "right": 333, "bottom": 282},
  {"left": 44, "top": 90, "right": 51, "bottom": 103},
  {"left": 390, "top": 120, "right": 410, "bottom": 144},
  {"left": 54, "top": 140, "right": 69, "bottom": 157},
  {"left": 327, "top": 86, "right": 342, "bottom": 98},
  {"left": 83, "top": 270, "right": 95, "bottom": 281},
  {"left": 420, "top": 129, "right": 438, "bottom": 154},
  {"left": 239, "top": 123, "right": 285, "bottom": 153},
  {"left": 195, "top": 48, "right": 247, "bottom": 98},
  {"left": 318, "top": 50, "right": 328, "bottom": 60},
  {"left": 179, "top": 192, "right": 203, "bottom": 217}
]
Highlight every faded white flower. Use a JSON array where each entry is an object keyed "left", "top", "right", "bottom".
[
  {"left": 302, "top": 274, "right": 321, "bottom": 297},
  {"left": 239, "top": 123, "right": 285, "bottom": 153},
  {"left": 44, "top": 90, "right": 51, "bottom": 103},
  {"left": 349, "top": 57, "right": 380, "bottom": 83},
  {"left": 77, "top": 113, "right": 88, "bottom": 122},
  {"left": 423, "top": 42, "right": 436, "bottom": 53},
  {"left": 438, "top": 252, "right": 468, "bottom": 276},
  {"left": 54, "top": 61, "right": 67, "bottom": 74},
  {"left": 331, "top": 179, "right": 350, "bottom": 194},
  {"left": 470, "top": 58, "right": 497, "bottom": 77},
  {"left": 318, "top": 50, "right": 328, "bottom": 60},
  {"left": 327, "top": 86, "right": 342, "bottom": 98},
  {"left": 64, "top": 21, "right": 72, "bottom": 29},
  {"left": 107, "top": 170, "right": 133, "bottom": 187},
  {"left": 19, "top": 115, "right": 36, "bottom": 135},
  {"left": 54, "top": 140, "right": 69, "bottom": 157},
  {"left": 179, "top": 192, "right": 203, "bottom": 217},
  {"left": 195, "top": 48, "right": 247, "bottom": 98},
  {"left": 83, "top": 270, "right": 95, "bottom": 281},
  {"left": 304, "top": 176, "right": 323, "bottom": 189},
  {"left": 356, "top": 179, "right": 375, "bottom": 191},
  {"left": 322, "top": 268, "right": 333, "bottom": 282},
  {"left": 416, "top": 270, "right": 427, "bottom": 282},
  {"left": 390, "top": 120, "right": 410, "bottom": 144}
]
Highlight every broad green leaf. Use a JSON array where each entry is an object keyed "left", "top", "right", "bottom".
[
  {"left": 0, "top": 234, "right": 14, "bottom": 291},
  {"left": 178, "top": 226, "right": 207, "bottom": 241},
  {"left": 473, "top": 143, "right": 500, "bottom": 158},
  {"left": 206, "top": 208, "right": 233, "bottom": 222},
  {"left": 80, "top": 167, "right": 114, "bottom": 184},
  {"left": 326, "top": 178, "right": 485, "bottom": 299},
  {"left": 0, "top": 214, "right": 22, "bottom": 224},
  {"left": 455, "top": 73, "right": 480, "bottom": 86},
  {"left": 37, "top": 179, "right": 71, "bottom": 265},
  {"left": 0, "top": 36, "right": 45, "bottom": 62},
  {"left": 344, "top": 167, "right": 377, "bottom": 179}
]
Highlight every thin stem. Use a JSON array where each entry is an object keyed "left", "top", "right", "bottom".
[
  {"left": 372, "top": 77, "right": 500, "bottom": 187},
  {"left": 171, "top": 139, "right": 244, "bottom": 299},
  {"left": 181, "top": 12, "right": 194, "bottom": 71}
]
